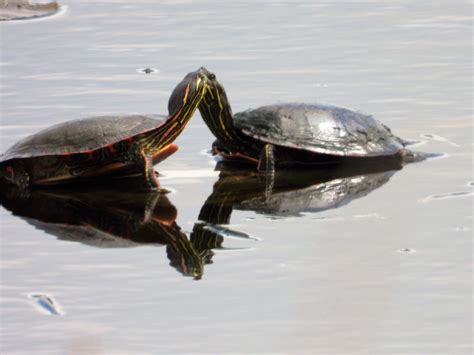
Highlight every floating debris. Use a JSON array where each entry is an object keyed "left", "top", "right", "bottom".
[
  {"left": 0, "top": 0, "right": 61, "bottom": 21},
  {"left": 397, "top": 248, "right": 416, "bottom": 253},
  {"left": 28, "top": 293, "right": 64, "bottom": 316},
  {"left": 137, "top": 68, "right": 159, "bottom": 74}
]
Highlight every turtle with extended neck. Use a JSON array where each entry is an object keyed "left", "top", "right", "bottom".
[
  {"left": 198, "top": 70, "right": 427, "bottom": 174},
  {"left": 0, "top": 68, "right": 213, "bottom": 191}
]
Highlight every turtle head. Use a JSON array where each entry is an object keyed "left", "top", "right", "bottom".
[
  {"left": 197, "top": 70, "right": 237, "bottom": 145},
  {"left": 166, "top": 245, "right": 205, "bottom": 280},
  {"left": 167, "top": 67, "right": 212, "bottom": 120}
]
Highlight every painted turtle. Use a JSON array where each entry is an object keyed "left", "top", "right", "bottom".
[
  {"left": 199, "top": 71, "right": 416, "bottom": 173},
  {"left": 0, "top": 67, "right": 212, "bottom": 191}
]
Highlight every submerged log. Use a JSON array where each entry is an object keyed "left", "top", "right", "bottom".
[{"left": 0, "top": 0, "right": 60, "bottom": 21}]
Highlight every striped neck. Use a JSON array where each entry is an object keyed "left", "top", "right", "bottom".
[
  {"left": 198, "top": 83, "right": 244, "bottom": 150},
  {"left": 142, "top": 81, "right": 206, "bottom": 151}
]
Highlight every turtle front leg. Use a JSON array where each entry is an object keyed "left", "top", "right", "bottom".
[
  {"left": 257, "top": 144, "right": 276, "bottom": 174},
  {"left": 125, "top": 142, "right": 164, "bottom": 191},
  {"left": 139, "top": 150, "right": 161, "bottom": 190},
  {"left": 1, "top": 162, "right": 31, "bottom": 192},
  {"left": 152, "top": 144, "right": 179, "bottom": 165},
  {"left": 257, "top": 144, "right": 276, "bottom": 195}
]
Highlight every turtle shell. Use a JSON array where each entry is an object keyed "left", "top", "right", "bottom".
[
  {"left": 0, "top": 114, "right": 167, "bottom": 162},
  {"left": 233, "top": 103, "right": 404, "bottom": 157}
]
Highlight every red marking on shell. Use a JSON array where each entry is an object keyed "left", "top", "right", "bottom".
[
  {"left": 6, "top": 166, "right": 14, "bottom": 178},
  {"left": 107, "top": 144, "right": 117, "bottom": 153},
  {"left": 127, "top": 137, "right": 133, "bottom": 144},
  {"left": 63, "top": 152, "right": 73, "bottom": 157},
  {"left": 84, "top": 150, "right": 94, "bottom": 160}
]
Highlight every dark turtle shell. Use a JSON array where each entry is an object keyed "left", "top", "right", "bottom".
[
  {"left": 0, "top": 114, "right": 167, "bottom": 162},
  {"left": 233, "top": 103, "right": 405, "bottom": 157}
]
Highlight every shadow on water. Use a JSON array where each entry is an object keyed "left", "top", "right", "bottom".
[{"left": 1, "top": 158, "right": 405, "bottom": 280}]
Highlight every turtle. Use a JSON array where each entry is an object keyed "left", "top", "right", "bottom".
[
  {"left": 198, "top": 70, "right": 419, "bottom": 174},
  {"left": 0, "top": 67, "right": 212, "bottom": 191}
]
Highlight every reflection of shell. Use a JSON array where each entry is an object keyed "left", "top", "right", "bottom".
[
  {"left": 24, "top": 219, "right": 143, "bottom": 248},
  {"left": 238, "top": 171, "right": 395, "bottom": 217},
  {"left": 0, "top": 188, "right": 179, "bottom": 248}
]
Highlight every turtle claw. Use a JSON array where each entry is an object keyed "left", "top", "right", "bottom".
[{"left": 157, "top": 187, "right": 171, "bottom": 194}]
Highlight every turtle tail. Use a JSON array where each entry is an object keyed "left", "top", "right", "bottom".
[{"left": 400, "top": 149, "right": 444, "bottom": 164}]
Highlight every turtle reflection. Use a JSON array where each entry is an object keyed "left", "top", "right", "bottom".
[
  {"left": 189, "top": 159, "right": 404, "bottom": 275},
  {"left": 0, "top": 183, "right": 204, "bottom": 279},
  {"left": 1, "top": 158, "right": 406, "bottom": 280},
  {"left": 192, "top": 157, "right": 405, "bottom": 249}
]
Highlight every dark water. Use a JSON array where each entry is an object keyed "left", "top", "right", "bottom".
[{"left": 0, "top": 1, "right": 472, "bottom": 354}]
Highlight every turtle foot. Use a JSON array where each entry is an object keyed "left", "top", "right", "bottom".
[{"left": 0, "top": 163, "right": 31, "bottom": 193}]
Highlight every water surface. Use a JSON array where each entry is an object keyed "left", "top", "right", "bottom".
[{"left": 0, "top": 0, "right": 472, "bottom": 354}]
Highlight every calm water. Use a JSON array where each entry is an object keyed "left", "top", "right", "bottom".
[{"left": 0, "top": 1, "right": 472, "bottom": 354}]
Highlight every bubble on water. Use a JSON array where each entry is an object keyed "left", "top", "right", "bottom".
[
  {"left": 312, "top": 83, "right": 329, "bottom": 87},
  {"left": 397, "top": 248, "right": 416, "bottom": 253},
  {"left": 137, "top": 68, "right": 159, "bottom": 74}
]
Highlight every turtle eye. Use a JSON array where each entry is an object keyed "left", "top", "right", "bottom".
[{"left": 209, "top": 73, "right": 216, "bottom": 80}]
